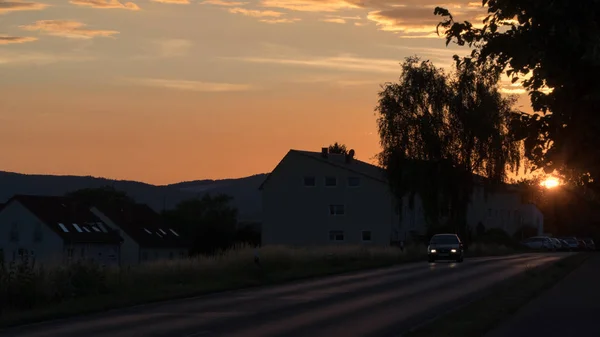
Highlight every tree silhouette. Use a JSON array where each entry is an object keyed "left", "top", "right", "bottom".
[
  {"left": 328, "top": 142, "right": 348, "bottom": 155},
  {"left": 435, "top": 0, "right": 600, "bottom": 190},
  {"left": 162, "top": 194, "right": 238, "bottom": 256},
  {"left": 65, "top": 186, "right": 136, "bottom": 208},
  {"left": 376, "top": 56, "right": 523, "bottom": 237}
]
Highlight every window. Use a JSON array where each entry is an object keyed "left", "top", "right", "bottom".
[
  {"left": 304, "top": 176, "right": 316, "bottom": 186},
  {"left": 347, "top": 177, "right": 361, "bottom": 187},
  {"left": 33, "top": 223, "right": 43, "bottom": 242},
  {"left": 325, "top": 176, "right": 337, "bottom": 187},
  {"left": 67, "top": 248, "right": 74, "bottom": 258},
  {"left": 73, "top": 223, "right": 83, "bottom": 233},
  {"left": 329, "top": 205, "right": 345, "bottom": 215},
  {"left": 362, "top": 231, "right": 372, "bottom": 242},
  {"left": 329, "top": 230, "right": 344, "bottom": 241},
  {"left": 9, "top": 223, "right": 19, "bottom": 242}
]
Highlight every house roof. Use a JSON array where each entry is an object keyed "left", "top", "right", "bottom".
[
  {"left": 259, "top": 149, "right": 387, "bottom": 190},
  {"left": 94, "top": 203, "right": 188, "bottom": 249},
  {"left": 8, "top": 195, "right": 123, "bottom": 244}
]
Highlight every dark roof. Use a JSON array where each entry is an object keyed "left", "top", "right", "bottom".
[
  {"left": 94, "top": 203, "right": 188, "bottom": 249},
  {"left": 259, "top": 149, "right": 387, "bottom": 190},
  {"left": 8, "top": 195, "right": 123, "bottom": 244}
]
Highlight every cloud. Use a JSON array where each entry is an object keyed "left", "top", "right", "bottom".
[
  {"left": 288, "top": 74, "right": 383, "bottom": 87},
  {"left": 69, "top": 0, "right": 140, "bottom": 10},
  {"left": 226, "top": 54, "right": 402, "bottom": 74},
  {"left": 0, "top": 35, "right": 37, "bottom": 44},
  {"left": 226, "top": 7, "right": 300, "bottom": 23},
  {"left": 321, "top": 18, "right": 346, "bottom": 24},
  {"left": 365, "top": 2, "right": 485, "bottom": 37},
  {"left": 122, "top": 78, "right": 257, "bottom": 92},
  {"left": 200, "top": 0, "right": 248, "bottom": 6},
  {"left": 154, "top": 38, "right": 192, "bottom": 57},
  {"left": 227, "top": 7, "right": 283, "bottom": 17},
  {"left": 259, "top": 0, "right": 360, "bottom": 12},
  {"left": 258, "top": 0, "right": 486, "bottom": 37},
  {"left": 20, "top": 20, "right": 119, "bottom": 39},
  {"left": 0, "top": 50, "right": 95, "bottom": 66},
  {"left": 0, "top": 0, "right": 48, "bottom": 14},
  {"left": 151, "top": 0, "right": 189, "bottom": 4}
]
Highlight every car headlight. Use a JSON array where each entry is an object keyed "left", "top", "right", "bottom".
[
  {"left": 451, "top": 249, "right": 457, "bottom": 253},
  {"left": 430, "top": 249, "right": 437, "bottom": 253}
]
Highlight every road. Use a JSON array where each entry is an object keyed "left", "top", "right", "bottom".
[
  {"left": 485, "top": 253, "right": 600, "bottom": 337},
  {"left": 1, "top": 253, "right": 571, "bottom": 337}
]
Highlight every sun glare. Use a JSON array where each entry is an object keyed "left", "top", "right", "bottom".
[{"left": 541, "top": 177, "right": 560, "bottom": 189}]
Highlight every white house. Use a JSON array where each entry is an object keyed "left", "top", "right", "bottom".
[
  {"left": 0, "top": 195, "right": 123, "bottom": 266},
  {"left": 520, "top": 203, "right": 544, "bottom": 235},
  {"left": 91, "top": 203, "right": 188, "bottom": 266},
  {"left": 260, "top": 147, "right": 544, "bottom": 246},
  {"left": 260, "top": 148, "right": 399, "bottom": 246}
]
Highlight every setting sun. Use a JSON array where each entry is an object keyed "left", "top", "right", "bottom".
[{"left": 541, "top": 177, "right": 560, "bottom": 189}]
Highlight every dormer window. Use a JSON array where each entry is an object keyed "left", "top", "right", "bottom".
[
  {"left": 303, "top": 176, "right": 316, "bottom": 187},
  {"left": 325, "top": 177, "right": 337, "bottom": 187}
]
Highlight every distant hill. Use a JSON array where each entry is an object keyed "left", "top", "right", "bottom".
[{"left": 0, "top": 171, "right": 268, "bottom": 222}]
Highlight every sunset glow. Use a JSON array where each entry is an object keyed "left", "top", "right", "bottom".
[
  {"left": 541, "top": 177, "right": 560, "bottom": 189},
  {"left": 0, "top": 0, "right": 535, "bottom": 184}
]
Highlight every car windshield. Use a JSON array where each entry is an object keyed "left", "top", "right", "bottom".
[
  {"left": 564, "top": 238, "right": 578, "bottom": 243},
  {"left": 430, "top": 235, "right": 459, "bottom": 244}
]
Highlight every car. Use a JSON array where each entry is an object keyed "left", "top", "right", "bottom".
[
  {"left": 582, "top": 238, "right": 596, "bottom": 250},
  {"left": 521, "top": 236, "right": 554, "bottom": 250},
  {"left": 427, "top": 233, "right": 464, "bottom": 263},
  {"left": 558, "top": 239, "right": 571, "bottom": 251},
  {"left": 559, "top": 237, "right": 580, "bottom": 251},
  {"left": 549, "top": 238, "right": 563, "bottom": 251}
]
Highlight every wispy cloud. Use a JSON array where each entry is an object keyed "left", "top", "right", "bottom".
[
  {"left": 0, "top": 0, "right": 48, "bottom": 14},
  {"left": 69, "top": 0, "right": 140, "bottom": 10},
  {"left": 153, "top": 38, "right": 192, "bottom": 57},
  {"left": 288, "top": 74, "right": 383, "bottom": 87},
  {"left": 226, "top": 54, "right": 401, "bottom": 74},
  {"left": 20, "top": 20, "right": 119, "bottom": 39},
  {"left": 134, "top": 38, "right": 192, "bottom": 59},
  {"left": 122, "top": 78, "right": 258, "bottom": 92},
  {"left": 0, "top": 35, "right": 37, "bottom": 44},
  {"left": 150, "top": 0, "right": 189, "bottom": 4},
  {"left": 321, "top": 18, "right": 346, "bottom": 24},
  {"left": 200, "top": 0, "right": 248, "bottom": 6},
  {"left": 226, "top": 7, "right": 300, "bottom": 23},
  {"left": 259, "top": 0, "right": 359, "bottom": 12},
  {"left": 0, "top": 50, "right": 95, "bottom": 66}
]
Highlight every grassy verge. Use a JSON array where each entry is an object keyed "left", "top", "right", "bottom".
[
  {"left": 0, "top": 243, "right": 517, "bottom": 329},
  {"left": 402, "top": 252, "right": 590, "bottom": 337}
]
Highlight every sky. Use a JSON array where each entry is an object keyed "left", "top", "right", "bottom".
[{"left": 0, "top": 0, "right": 534, "bottom": 185}]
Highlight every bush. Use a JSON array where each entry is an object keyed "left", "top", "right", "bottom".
[{"left": 0, "top": 243, "right": 515, "bottom": 319}]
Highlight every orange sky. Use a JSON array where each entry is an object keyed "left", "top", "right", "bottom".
[{"left": 0, "top": 0, "right": 534, "bottom": 185}]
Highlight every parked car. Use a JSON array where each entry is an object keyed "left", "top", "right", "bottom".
[
  {"left": 578, "top": 239, "right": 588, "bottom": 250},
  {"left": 558, "top": 239, "right": 571, "bottom": 251},
  {"left": 427, "top": 233, "right": 464, "bottom": 263},
  {"left": 549, "top": 238, "right": 563, "bottom": 251},
  {"left": 521, "top": 236, "right": 554, "bottom": 250},
  {"left": 559, "top": 237, "right": 580, "bottom": 251},
  {"left": 582, "top": 238, "right": 596, "bottom": 250}
]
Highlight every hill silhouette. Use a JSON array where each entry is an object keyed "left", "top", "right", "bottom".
[{"left": 0, "top": 171, "right": 267, "bottom": 222}]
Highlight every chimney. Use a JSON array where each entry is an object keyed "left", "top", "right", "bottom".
[
  {"left": 321, "top": 147, "right": 328, "bottom": 158},
  {"left": 345, "top": 149, "right": 355, "bottom": 163}
]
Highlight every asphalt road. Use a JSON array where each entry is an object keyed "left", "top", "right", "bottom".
[
  {"left": 1, "top": 253, "right": 572, "bottom": 337},
  {"left": 485, "top": 253, "right": 600, "bottom": 337}
]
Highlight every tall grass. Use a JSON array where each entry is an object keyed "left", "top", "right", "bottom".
[{"left": 0, "top": 243, "right": 514, "bottom": 319}]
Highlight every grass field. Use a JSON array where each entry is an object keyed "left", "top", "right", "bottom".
[{"left": 0, "top": 243, "right": 517, "bottom": 328}]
